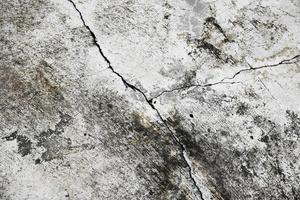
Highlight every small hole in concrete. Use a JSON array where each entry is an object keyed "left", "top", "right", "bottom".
[{"left": 35, "top": 158, "right": 41, "bottom": 164}]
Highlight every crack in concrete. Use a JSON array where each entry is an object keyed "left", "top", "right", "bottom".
[
  {"left": 257, "top": 77, "right": 277, "bottom": 100},
  {"left": 155, "top": 109, "right": 205, "bottom": 200},
  {"left": 67, "top": 0, "right": 204, "bottom": 198},
  {"left": 151, "top": 55, "right": 300, "bottom": 100},
  {"left": 221, "top": 55, "right": 300, "bottom": 81},
  {"left": 67, "top": 0, "right": 154, "bottom": 109},
  {"left": 150, "top": 81, "right": 240, "bottom": 101}
]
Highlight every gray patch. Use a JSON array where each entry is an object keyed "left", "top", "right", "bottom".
[
  {"left": 78, "top": 89, "right": 198, "bottom": 199},
  {"left": 39, "top": 135, "right": 72, "bottom": 162},
  {"left": 35, "top": 112, "right": 72, "bottom": 162},
  {"left": 2, "top": 131, "right": 32, "bottom": 157},
  {"left": 166, "top": 108, "right": 299, "bottom": 200},
  {"left": 236, "top": 102, "right": 249, "bottom": 115},
  {"left": 16, "top": 135, "right": 32, "bottom": 157},
  {"left": 187, "top": 36, "right": 235, "bottom": 64},
  {"left": 285, "top": 110, "right": 300, "bottom": 137},
  {"left": 36, "top": 112, "right": 72, "bottom": 144}
]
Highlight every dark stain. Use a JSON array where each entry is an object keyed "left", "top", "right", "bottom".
[
  {"left": 129, "top": 113, "right": 192, "bottom": 199},
  {"left": 240, "top": 164, "right": 252, "bottom": 178},
  {"left": 171, "top": 70, "right": 197, "bottom": 92},
  {"left": 198, "top": 40, "right": 222, "bottom": 60},
  {"left": 245, "top": 88, "right": 259, "bottom": 99},
  {"left": 182, "top": 70, "right": 197, "bottom": 87},
  {"left": 167, "top": 113, "right": 233, "bottom": 199},
  {"left": 164, "top": 13, "right": 171, "bottom": 20},
  {"left": 204, "top": 17, "right": 231, "bottom": 42},
  {"left": 0, "top": 61, "right": 66, "bottom": 118},
  {"left": 187, "top": 37, "right": 235, "bottom": 63},
  {"left": 135, "top": 147, "right": 189, "bottom": 200},
  {"left": 107, "top": 103, "right": 113, "bottom": 109},
  {"left": 220, "top": 130, "right": 229, "bottom": 136},
  {"left": 236, "top": 102, "right": 249, "bottom": 115},
  {"left": 16, "top": 135, "right": 32, "bottom": 157},
  {"left": 35, "top": 158, "right": 41, "bottom": 164},
  {"left": 2, "top": 131, "right": 17, "bottom": 141},
  {"left": 0, "top": 176, "right": 10, "bottom": 200},
  {"left": 186, "top": 15, "right": 238, "bottom": 63},
  {"left": 34, "top": 112, "right": 73, "bottom": 162},
  {"left": 166, "top": 110, "right": 299, "bottom": 200},
  {"left": 34, "top": 64, "right": 64, "bottom": 101},
  {"left": 81, "top": 90, "right": 195, "bottom": 199},
  {"left": 284, "top": 110, "right": 300, "bottom": 137},
  {"left": 254, "top": 115, "right": 282, "bottom": 146},
  {"left": 40, "top": 136, "right": 72, "bottom": 162},
  {"left": 178, "top": 192, "right": 189, "bottom": 200},
  {"left": 2, "top": 131, "right": 32, "bottom": 157},
  {"left": 172, "top": 126, "right": 232, "bottom": 200},
  {"left": 253, "top": 115, "right": 276, "bottom": 130},
  {"left": 36, "top": 112, "right": 72, "bottom": 146},
  {"left": 248, "top": 17, "right": 287, "bottom": 45},
  {"left": 260, "top": 135, "right": 269, "bottom": 143},
  {"left": 292, "top": 187, "right": 300, "bottom": 200}
]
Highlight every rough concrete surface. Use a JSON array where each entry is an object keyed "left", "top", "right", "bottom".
[{"left": 0, "top": 0, "right": 300, "bottom": 199}]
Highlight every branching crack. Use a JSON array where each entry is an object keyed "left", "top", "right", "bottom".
[
  {"left": 151, "top": 55, "right": 300, "bottom": 100},
  {"left": 220, "top": 55, "right": 300, "bottom": 81},
  {"left": 67, "top": 0, "right": 204, "bottom": 198}
]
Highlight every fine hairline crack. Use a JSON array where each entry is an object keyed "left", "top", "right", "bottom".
[
  {"left": 151, "top": 54, "right": 300, "bottom": 100},
  {"left": 221, "top": 54, "right": 300, "bottom": 81},
  {"left": 67, "top": 0, "right": 204, "bottom": 199},
  {"left": 150, "top": 81, "right": 240, "bottom": 101}
]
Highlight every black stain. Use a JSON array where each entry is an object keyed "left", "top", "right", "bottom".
[
  {"left": 2, "top": 131, "right": 32, "bottom": 157},
  {"left": 172, "top": 126, "right": 232, "bottom": 200},
  {"left": 285, "top": 110, "right": 300, "bottom": 137},
  {"left": 204, "top": 17, "right": 232, "bottom": 42},
  {"left": 236, "top": 102, "right": 249, "bottom": 115},
  {"left": 16, "top": 135, "right": 32, "bottom": 157},
  {"left": 2, "top": 131, "right": 17, "bottom": 141},
  {"left": 34, "top": 112, "right": 73, "bottom": 162},
  {"left": 188, "top": 38, "right": 235, "bottom": 64},
  {"left": 35, "top": 158, "right": 41, "bottom": 164},
  {"left": 36, "top": 112, "right": 72, "bottom": 147}
]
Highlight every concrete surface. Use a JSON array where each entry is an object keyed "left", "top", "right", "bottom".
[{"left": 0, "top": 0, "right": 300, "bottom": 199}]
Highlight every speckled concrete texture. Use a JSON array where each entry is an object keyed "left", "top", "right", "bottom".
[{"left": 1, "top": 0, "right": 300, "bottom": 199}]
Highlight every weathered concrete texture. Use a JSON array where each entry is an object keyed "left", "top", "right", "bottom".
[{"left": 0, "top": 0, "right": 299, "bottom": 199}]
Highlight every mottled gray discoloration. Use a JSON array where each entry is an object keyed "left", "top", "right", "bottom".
[
  {"left": 2, "top": 132, "right": 32, "bottom": 157},
  {"left": 1, "top": 0, "right": 300, "bottom": 199}
]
